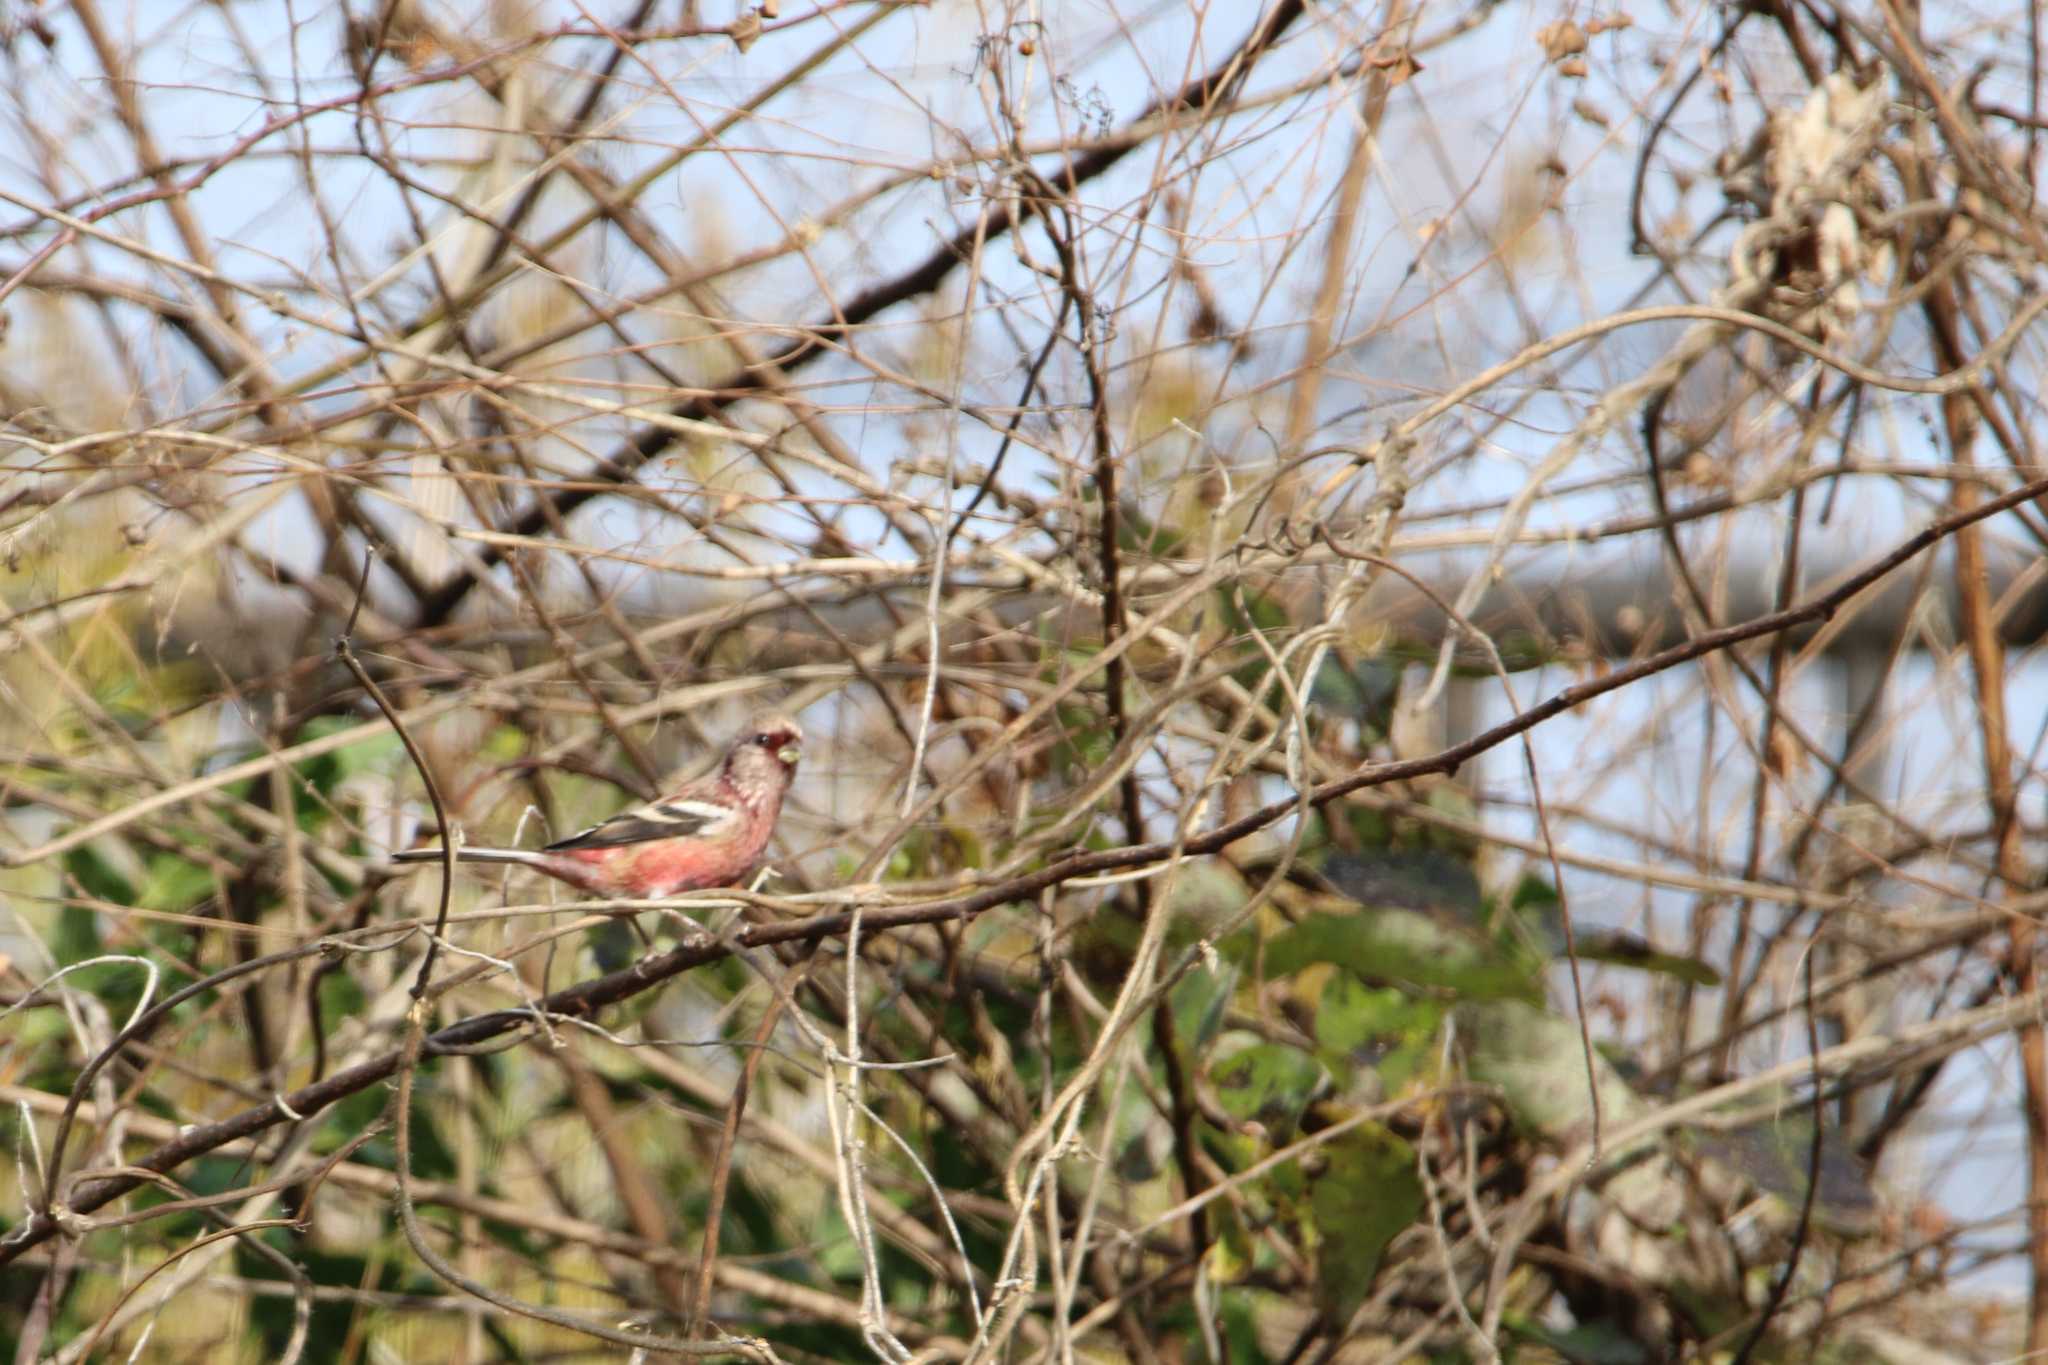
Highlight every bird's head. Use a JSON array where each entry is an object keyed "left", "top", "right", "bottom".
[{"left": 726, "top": 711, "right": 803, "bottom": 799}]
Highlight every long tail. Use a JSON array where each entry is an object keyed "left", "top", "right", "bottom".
[{"left": 390, "top": 846, "right": 549, "bottom": 869}]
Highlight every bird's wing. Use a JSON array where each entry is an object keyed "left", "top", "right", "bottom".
[{"left": 541, "top": 796, "right": 737, "bottom": 852}]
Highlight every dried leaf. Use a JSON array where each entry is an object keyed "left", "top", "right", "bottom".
[
  {"left": 728, "top": 8, "right": 761, "bottom": 52},
  {"left": 1536, "top": 18, "right": 1586, "bottom": 61},
  {"left": 1765, "top": 724, "right": 1804, "bottom": 779},
  {"left": 1680, "top": 450, "right": 1721, "bottom": 487},
  {"left": 1365, "top": 42, "right": 1422, "bottom": 86}
]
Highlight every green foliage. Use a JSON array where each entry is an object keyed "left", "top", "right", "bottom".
[
  {"left": 589, "top": 915, "right": 642, "bottom": 972},
  {"left": 1215, "top": 584, "right": 1293, "bottom": 698},
  {"left": 1248, "top": 907, "right": 1542, "bottom": 1002},
  {"left": 119, "top": 1154, "right": 254, "bottom": 1245},
  {"left": 51, "top": 901, "right": 104, "bottom": 967},
  {"left": 1116, "top": 501, "right": 1188, "bottom": 559},
  {"left": 1171, "top": 956, "right": 1237, "bottom": 1055},
  {"left": 136, "top": 849, "right": 215, "bottom": 912},
  {"left": 62, "top": 845, "right": 133, "bottom": 907},
  {"left": 1051, "top": 699, "right": 1114, "bottom": 775},
  {"left": 880, "top": 821, "right": 989, "bottom": 882},
  {"left": 240, "top": 1243, "right": 408, "bottom": 1365},
  {"left": 1212, "top": 1288, "right": 1272, "bottom": 1365},
  {"left": 294, "top": 714, "right": 405, "bottom": 787},
  {"left": 310, "top": 1089, "right": 378, "bottom": 1167},
  {"left": 1314, "top": 974, "right": 1440, "bottom": 1095},
  {"left": 1571, "top": 932, "right": 1722, "bottom": 987},
  {"left": 0, "top": 0, "right": 2002, "bottom": 1355},
  {"left": 1505, "top": 1314, "right": 1652, "bottom": 1364},
  {"left": 1305, "top": 1124, "right": 1423, "bottom": 1320},
  {"left": 1323, "top": 847, "right": 1484, "bottom": 920},
  {"left": 1308, "top": 654, "right": 1402, "bottom": 737},
  {"left": 1499, "top": 874, "right": 1720, "bottom": 986},
  {"left": 1694, "top": 1109, "right": 1879, "bottom": 1234},
  {"left": 2, "top": 1002, "right": 77, "bottom": 1058},
  {"left": 1148, "top": 774, "right": 1772, "bottom": 1359},
  {"left": 1215, "top": 586, "right": 1405, "bottom": 741},
  {"left": 1457, "top": 998, "right": 1647, "bottom": 1142},
  {"left": 1213, "top": 1041, "right": 1325, "bottom": 1130}
]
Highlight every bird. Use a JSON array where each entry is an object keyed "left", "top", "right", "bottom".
[{"left": 391, "top": 712, "right": 802, "bottom": 899}]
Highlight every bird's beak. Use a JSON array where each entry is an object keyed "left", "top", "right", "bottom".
[{"left": 778, "top": 742, "right": 802, "bottom": 765}]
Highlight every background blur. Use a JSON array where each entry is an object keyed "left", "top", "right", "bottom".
[{"left": 2, "top": 0, "right": 2046, "bottom": 1359}]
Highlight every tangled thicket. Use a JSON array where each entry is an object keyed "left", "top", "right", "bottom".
[{"left": 3, "top": 0, "right": 2048, "bottom": 1361}]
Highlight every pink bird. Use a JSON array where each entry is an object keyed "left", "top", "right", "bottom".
[{"left": 392, "top": 712, "right": 802, "bottom": 898}]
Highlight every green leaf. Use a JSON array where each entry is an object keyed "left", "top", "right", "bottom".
[
  {"left": 588, "top": 916, "right": 642, "bottom": 972},
  {"left": 138, "top": 851, "right": 215, "bottom": 912},
  {"left": 1510, "top": 872, "right": 1559, "bottom": 911},
  {"left": 1309, "top": 655, "right": 1401, "bottom": 733},
  {"left": 1344, "top": 804, "right": 1390, "bottom": 850},
  {"left": 1256, "top": 909, "right": 1539, "bottom": 1002},
  {"left": 1166, "top": 860, "right": 1252, "bottom": 937},
  {"left": 1306, "top": 656, "right": 1364, "bottom": 715},
  {"left": 1314, "top": 976, "right": 1395, "bottom": 1056},
  {"left": 1457, "top": 999, "right": 1648, "bottom": 1142},
  {"left": 1573, "top": 931, "right": 1722, "bottom": 987},
  {"left": 63, "top": 846, "right": 134, "bottom": 905},
  {"left": 1212, "top": 1042, "right": 1323, "bottom": 1126},
  {"left": 1696, "top": 1110, "right": 1879, "bottom": 1235},
  {"left": 292, "top": 715, "right": 406, "bottom": 801},
  {"left": 297, "top": 714, "right": 406, "bottom": 770},
  {"left": 1214, "top": 1287, "right": 1272, "bottom": 1365},
  {"left": 1052, "top": 701, "right": 1114, "bottom": 772},
  {"left": 1322, "top": 849, "right": 1483, "bottom": 921},
  {"left": 316, "top": 969, "right": 363, "bottom": 1023},
  {"left": 814, "top": 1202, "right": 865, "bottom": 1282},
  {"left": 1202, "top": 1206, "right": 1255, "bottom": 1286},
  {"left": 1308, "top": 1125, "right": 1423, "bottom": 1320},
  {"left": 1226, "top": 583, "right": 1291, "bottom": 636},
  {"left": 1118, "top": 503, "right": 1186, "bottom": 557},
  {"left": 1116, "top": 1129, "right": 1162, "bottom": 1182},
  {"left": 1500, "top": 870, "right": 1565, "bottom": 952},
  {"left": 1172, "top": 959, "right": 1238, "bottom": 1055},
  {"left": 1215, "top": 584, "right": 1294, "bottom": 693},
  {"left": 52, "top": 904, "right": 104, "bottom": 966},
  {"left": 1314, "top": 975, "right": 1441, "bottom": 1093}
]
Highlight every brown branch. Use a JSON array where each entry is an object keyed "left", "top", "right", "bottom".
[
  {"left": 688, "top": 990, "right": 791, "bottom": 1337},
  {"left": 410, "top": 0, "right": 1312, "bottom": 625},
  {"left": 1947, "top": 401, "right": 2048, "bottom": 1357},
  {"left": 557, "top": 1045, "right": 697, "bottom": 1317},
  {"left": 7, "top": 470, "right": 2042, "bottom": 1270}
]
